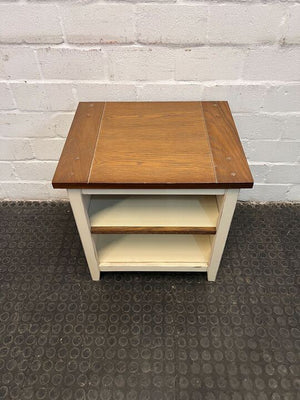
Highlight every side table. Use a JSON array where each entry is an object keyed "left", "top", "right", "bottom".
[{"left": 52, "top": 101, "right": 253, "bottom": 281}]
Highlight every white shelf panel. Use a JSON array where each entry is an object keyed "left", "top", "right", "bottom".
[
  {"left": 95, "top": 234, "right": 211, "bottom": 270},
  {"left": 89, "top": 195, "right": 218, "bottom": 229},
  {"left": 83, "top": 189, "right": 225, "bottom": 195}
]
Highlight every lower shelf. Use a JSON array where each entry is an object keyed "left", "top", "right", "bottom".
[{"left": 94, "top": 234, "right": 211, "bottom": 272}]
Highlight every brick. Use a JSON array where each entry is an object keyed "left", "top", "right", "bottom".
[
  {"left": 11, "top": 83, "right": 76, "bottom": 112},
  {"left": 137, "top": 84, "right": 204, "bottom": 101},
  {"left": 38, "top": 48, "right": 106, "bottom": 80},
  {"left": 248, "top": 164, "right": 270, "bottom": 183},
  {"left": 0, "top": 162, "right": 15, "bottom": 180},
  {"left": 0, "top": 83, "right": 15, "bottom": 110},
  {"left": 49, "top": 113, "right": 74, "bottom": 138},
  {"left": 239, "top": 184, "right": 290, "bottom": 202},
  {"left": 47, "top": 185, "right": 68, "bottom": 200},
  {"left": 75, "top": 83, "right": 137, "bottom": 102},
  {"left": 175, "top": 47, "right": 245, "bottom": 81},
  {"left": 286, "top": 185, "right": 300, "bottom": 201},
  {"left": 0, "top": 183, "right": 6, "bottom": 199},
  {"left": 208, "top": 4, "right": 284, "bottom": 44},
  {"left": 263, "top": 85, "right": 300, "bottom": 112},
  {"left": 285, "top": 5, "right": 300, "bottom": 44},
  {"left": 0, "top": 4, "right": 62, "bottom": 44},
  {"left": 202, "top": 84, "right": 266, "bottom": 113},
  {"left": 234, "top": 114, "right": 284, "bottom": 140},
  {"left": 106, "top": 47, "right": 175, "bottom": 81},
  {"left": 0, "top": 47, "right": 40, "bottom": 79},
  {"left": 0, "top": 113, "right": 74, "bottom": 138},
  {"left": 0, "top": 139, "right": 34, "bottom": 160},
  {"left": 244, "top": 140, "right": 300, "bottom": 163},
  {"left": 266, "top": 165, "right": 300, "bottom": 184},
  {"left": 137, "top": 5, "right": 207, "bottom": 44},
  {"left": 282, "top": 115, "right": 300, "bottom": 140},
  {"left": 243, "top": 47, "right": 300, "bottom": 81},
  {"left": 61, "top": 4, "right": 135, "bottom": 44},
  {"left": 14, "top": 161, "right": 57, "bottom": 181},
  {"left": 31, "top": 138, "right": 65, "bottom": 160},
  {"left": 2, "top": 182, "right": 50, "bottom": 200}
]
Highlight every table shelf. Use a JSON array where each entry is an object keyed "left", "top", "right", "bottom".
[
  {"left": 94, "top": 234, "right": 211, "bottom": 271},
  {"left": 88, "top": 195, "right": 219, "bottom": 235}
]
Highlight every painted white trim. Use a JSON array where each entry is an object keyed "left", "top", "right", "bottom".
[
  {"left": 99, "top": 265, "right": 208, "bottom": 272},
  {"left": 68, "top": 189, "right": 100, "bottom": 281},
  {"left": 82, "top": 188, "right": 225, "bottom": 195},
  {"left": 67, "top": 188, "right": 239, "bottom": 282},
  {"left": 207, "top": 189, "right": 239, "bottom": 281}
]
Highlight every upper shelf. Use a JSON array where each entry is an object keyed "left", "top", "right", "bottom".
[{"left": 88, "top": 195, "right": 219, "bottom": 234}]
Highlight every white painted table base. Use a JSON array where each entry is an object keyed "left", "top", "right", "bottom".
[{"left": 68, "top": 188, "right": 239, "bottom": 282}]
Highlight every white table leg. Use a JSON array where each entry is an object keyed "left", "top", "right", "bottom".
[
  {"left": 68, "top": 189, "right": 100, "bottom": 281},
  {"left": 207, "top": 189, "right": 239, "bottom": 282}
]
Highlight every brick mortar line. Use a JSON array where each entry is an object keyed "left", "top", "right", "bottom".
[
  {"left": 1, "top": 110, "right": 300, "bottom": 116},
  {"left": 2, "top": 79, "right": 300, "bottom": 85},
  {"left": 0, "top": 1, "right": 297, "bottom": 3},
  {"left": 0, "top": 42, "right": 299, "bottom": 48}
]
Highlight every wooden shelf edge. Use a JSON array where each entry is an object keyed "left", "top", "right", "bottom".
[{"left": 91, "top": 226, "right": 216, "bottom": 234}]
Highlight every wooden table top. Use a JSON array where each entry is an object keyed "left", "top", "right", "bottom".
[{"left": 52, "top": 101, "right": 253, "bottom": 189}]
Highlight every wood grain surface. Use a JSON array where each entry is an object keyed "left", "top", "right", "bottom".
[
  {"left": 52, "top": 102, "right": 105, "bottom": 188},
  {"left": 202, "top": 102, "right": 253, "bottom": 187},
  {"left": 89, "top": 102, "right": 215, "bottom": 186},
  {"left": 52, "top": 101, "right": 253, "bottom": 189}
]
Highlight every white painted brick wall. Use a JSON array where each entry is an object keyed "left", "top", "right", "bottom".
[
  {"left": 107, "top": 47, "right": 175, "bottom": 81},
  {"left": 0, "top": 0, "right": 299, "bottom": 201},
  {"left": 202, "top": 84, "right": 266, "bottom": 113},
  {"left": 208, "top": 4, "right": 285, "bottom": 45},
  {"left": 0, "top": 84, "right": 15, "bottom": 110},
  {"left": 0, "top": 4, "right": 63, "bottom": 44},
  {"left": 137, "top": 5, "right": 208, "bottom": 45},
  {"left": 0, "top": 113, "right": 73, "bottom": 138},
  {"left": 175, "top": 48, "right": 245, "bottom": 81},
  {"left": 263, "top": 85, "right": 300, "bottom": 112},
  {"left": 11, "top": 83, "right": 76, "bottom": 111},
  {"left": 243, "top": 48, "right": 300, "bottom": 81},
  {"left": 38, "top": 48, "right": 106, "bottom": 80},
  {"left": 75, "top": 83, "right": 137, "bottom": 102},
  {"left": 60, "top": 4, "right": 136, "bottom": 44},
  {"left": 30, "top": 138, "right": 65, "bottom": 160},
  {"left": 0, "top": 139, "right": 34, "bottom": 160},
  {"left": 286, "top": 4, "right": 300, "bottom": 44},
  {"left": 243, "top": 141, "right": 300, "bottom": 163},
  {"left": 0, "top": 47, "right": 40, "bottom": 79}
]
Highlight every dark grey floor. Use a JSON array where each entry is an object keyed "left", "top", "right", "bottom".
[{"left": 0, "top": 202, "right": 299, "bottom": 400}]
